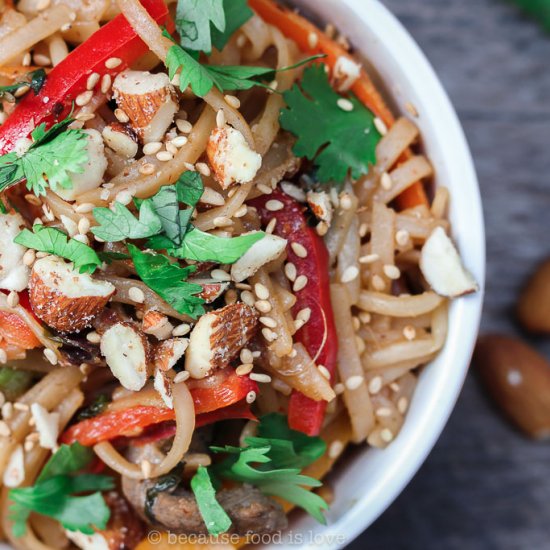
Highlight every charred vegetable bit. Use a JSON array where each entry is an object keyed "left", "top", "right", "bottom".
[
  {"left": 145, "top": 465, "right": 183, "bottom": 522},
  {"left": 8, "top": 443, "right": 114, "bottom": 537},
  {"left": 76, "top": 395, "right": 111, "bottom": 422},
  {"left": 0, "top": 367, "right": 34, "bottom": 401}
]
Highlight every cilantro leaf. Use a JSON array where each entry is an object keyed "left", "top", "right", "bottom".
[
  {"left": 512, "top": 0, "right": 550, "bottom": 31},
  {"left": 148, "top": 227, "right": 265, "bottom": 263},
  {"left": 190, "top": 466, "right": 232, "bottom": 535},
  {"left": 0, "top": 115, "right": 88, "bottom": 196},
  {"left": 127, "top": 244, "right": 205, "bottom": 318},
  {"left": 280, "top": 64, "right": 381, "bottom": 185},
  {"left": 176, "top": 171, "right": 205, "bottom": 206},
  {"left": 92, "top": 201, "right": 162, "bottom": 242},
  {"left": 211, "top": 0, "right": 253, "bottom": 51},
  {"left": 176, "top": 0, "right": 225, "bottom": 53},
  {"left": 8, "top": 443, "right": 114, "bottom": 537},
  {"left": 14, "top": 225, "right": 102, "bottom": 274},
  {"left": 166, "top": 44, "right": 216, "bottom": 98}
]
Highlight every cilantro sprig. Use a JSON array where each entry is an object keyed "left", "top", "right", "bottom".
[
  {"left": 280, "top": 64, "right": 382, "bottom": 185},
  {"left": 14, "top": 225, "right": 102, "bottom": 274},
  {"left": 0, "top": 115, "right": 88, "bottom": 196},
  {"left": 8, "top": 443, "right": 114, "bottom": 537}
]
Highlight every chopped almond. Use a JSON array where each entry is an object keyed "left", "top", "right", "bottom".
[
  {"left": 29, "top": 257, "right": 115, "bottom": 333},
  {"left": 112, "top": 70, "right": 178, "bottom": 144},
  {"left": 191, "top": 280, "right": 230, "bottom": 303},
  {"left": 154, "top": 368, "right": 174, "bottom": 408},
  {"left": 206, "top": 125, "right": 262, "bottom": 189},
  {"left": 100, "top": 322, "right": 151, "bottom": 391},
  {"left": 332, "top": 55, "right": 361, "bottom": 92},
  {"left": 307, "top": 190, "right": 333, "bottom": 227},
  {"left": 185, "top": 303, "right": 258, "bottom": 379},
  {"left": 0, "top": 211, "right": 30, "bottom": 292},
  {"left": 102, "top": 122, "right": 138, "bottom": 159},
  {"left": 142, "top": 310, "right": 173, "bottom": 340},
  {"left": 231, "top": 234, "right": 287, "bottom": 283},
  {"left": 154, "top": 338, "right": 188, "bottom": 372}
]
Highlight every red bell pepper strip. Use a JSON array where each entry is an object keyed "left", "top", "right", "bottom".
[
  {"left": 61, "top": 372, "right": 258, "bottom": 446},
  {"left": 249, "top": 190, "right": 338, "bottom": 436},
  {"left": 0, "top": 290, "right": 41, "bottom": 349},
  {"left": 0, "top": 0, "right": 170, "bottom": 154}
]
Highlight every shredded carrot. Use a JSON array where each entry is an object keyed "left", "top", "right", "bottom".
[{"left": 248, "top": 0, "right": 429, "bottom": 209}]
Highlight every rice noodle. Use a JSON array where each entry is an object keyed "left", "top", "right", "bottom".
[{"left": 357, "top": 291, "right": 444, "bottom": 317}]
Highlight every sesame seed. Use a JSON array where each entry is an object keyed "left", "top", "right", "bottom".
[
  {"left": 0, "top": 392, "right": 4, "bottom": 408},
  {"left": 141, "top": 459, "right": 152, "bottom": 478},
  {"left": 171, "top": 135, "right": 188, "bottom": 148},
  {"left": 2, "top": 402, "right": 13, "bottom": 419},
  {"left": 43, "top": 348, "right": 58, "bottom": 365},
  {"left": 340, "top": 193, "right": 353, "bottom": 210},
  {"left": 213, "top": 216, "right": 233, "bottom": 228},
  {"left": 23, "top": 249, "right": 36, "bottom": 267},
  {"left": 236, "top": 283, "right": 252, "bottom": 290},
  {"left": 374, "top": 117, "right": 388, "bottom": 135},
  {"left": 398, "top": 397, "right": 409, "bottom": 414},
  {"left": 75, "top": 112, "right": 95, "bottom": 122},
  {"left": 114, "top": 108, "right": 129, "bottom": 123},
  {"left": 255, "top": 300, "right": 272, "bottom": 313},
  {"left": 174, "top": 371, "right": 190, "bottom": 384},
  {"left": 172, "top": 324, "right": 191, "bottom": 337},
  {"left": 328, "top": 440, "right": 344, "bottom": 459},
  {"left": 259, "top": 316, "right": 277, "bottom": 329},
  {"left": 308, "top": 32, "right": 319, "bottom": 48},
  {"left": 403, "top": 325, "right": 417, "bottom": 341},
  {"left": 24, "top": 193, "right": 41, "bottom": 206},
  {"left": 78, "top": 217, "right": 90, "bottom": 235},
  {"left": 176, "top": 119, "right": 193, "bottom": 133},
  {"left": 236, "top": 34, "right": 247, "bottom": 47},
  {"left": 380, "top": 429, "right": 394, "bottom": 443},
  {"left": 101, "top": 73, "right": 112, "bottom": 94},
  {"left": 249, "top": 373, "right": 272, "bottom": 383},
  {"left": 297, "top": 308, "right": 311, "bottom": 323},
  {"left": 196, "top": 162, "right": 211, "bottom": 176},
  {"left": 359, "top": 253, "right": 380, "bottom": 264},
  {"left": 216, "top": 109, "right": 226, "bottom": 128},
  {"left": 115, "top": 189, "right": 133, "bottom": 205},
  {"left": 129, "top": 286, "right": 145, "bottom": 303},
  {"left": 405, "top": 101, "right": 419, "bottom": 117},
  {"left": 156, "top": 151, "right": 173, "bottom": 162},
  {"left": 74, "top": 202, "right": 95, "bottom": 213},
  {"left": 14, "top": 85, "right": 30, "bottom": 98},
  {"left": 34, "top": 53, "right": 51, "bottom": 66},
  {"left": 294, "top": 319, "right": 305, "bottom": 331},
  {"left": 372, "top": 275, "right": 386, "bottom": 291},
  {"left": 266, "top": 199, "right": 284, "bottom": 211},
  {"left": 341, "top": 265, "right": 359, "bottom": 283},
  {"left": 211, "top": 269, "right": 231, "bottom": 282},
  {"left": 22, "top": 53, "right": 31, "bottom": 66},
  {"left": 240, "top": 349, "right": 253, "bottom": 364},
  {"left": 337, "top": 98, "right": 354, "bottom": 112},
  {"left": 380, "top": 172, "right": 393, "bottom": 190},
  {"left": 358, "top": 222, "right": 368, "bottom": 238},
  {"left": 375, "top": 407, "right": 392, "bottom": 418},
  {"left": 383, "top": 264, "right": 401, "bottom": 280},
  {"left": 257, "top": 183, "right": 273, "bottom": 195},
  {"left": 291, "top": 242, "right": 307, "bottom": 258},
  {"left": 254, "top": 283, "right": 270, "bottom": 300},
  {"left": 7, "top": 291, "right": 19, "bottom": 308},
  {"left": 105, "top": 57, "right": 122, "bottom": 69},
  {"left": 241, "top": 290, "right": 255, "bottom": 307},
  {"left": 345, "top": 375, "right": 364, "bottom": 391},
  {"left": 319, "top": 365, "right": 331, "bottom": 379},
  {"left": 261, "top": 328, "right": 278, "bottom": 342},
  {"left": 234, "top": 205, "right": 248, "bottom": 218},
  {"left": 284, "top": 262, "right": 297, "bottom": 282},
  {"left": 236, "top": 363, "right": 254, "bottom": 376},
  {"left": 246, "top": 390, "right": 257, "bottom": 404},
  {"left": 138, "top": 163, "right": 156, "bottom": 176},
  {"left": 317, "top": 221, "right": 329, "bottom": 236},
  {"left": 293, "top": 275, "right": 308, "bottom": 292},
  {"left": 143, "top": 142, "right": 162, "bottom": 156},
  {"left": 288, "top": 348, "right": 297, "bottom": 358},
  {"left": 355, "top": 335, "right": 366, "bottom": 354},
  {"left": 390, "top": 382, "right": 400, "bottom": 392},
  {"left": 166, "top": 142, "right": 178, "bottom": 157},
  {"left": 75, "top": 90, "right": 93, "bottom": 107},
  {"left": 86, "top": 331, "right": 101, "bottom": 344},
  {"left": 0, "top": 420, "right": 11, "bottom": 437},
  {"left": 224, "top": 94, "right": 241, "bottom": 108},
  {"left": 368, "top": 376, "right": 383, "bottom": 394},
  {"left": 359, "top": 311, "right": 371, "bottom": 324},
  {"left": 86, "top": 72, "right": 100, "bottom": 90},
  {"left": 24, "top": 440, "right": 35, "bottom": 452},
  {"left": 265, "top": 218, "right": 277, "bottom": 234}
]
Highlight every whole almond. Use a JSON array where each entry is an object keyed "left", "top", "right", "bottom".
[
  {"left": 517, "top": 259, "right": 550, "bottom": 334},
  {"left": 474, "top": 334, "right": 550, "bottom": 439}
]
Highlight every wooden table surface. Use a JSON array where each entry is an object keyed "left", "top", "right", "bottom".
[{"left": 348, "top": 0, "right": 550, "bottom": 548}]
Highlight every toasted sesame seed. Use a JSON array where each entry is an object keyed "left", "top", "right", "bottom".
[
  {"left": 129, "top": 286, "right": 145, "bottom": 304},
  {"left": 141, "top": 460, "right": 152, "bottom": 478},
  {"left": 308, "top": 32, "right": 319, "bottom": 48},
  {"left": 23, "top": 249, "right": 36, "bottom": 267},
  {"left": 375, "top": 407, "right": 392, "bottom": 418},
  {"left": 0, "top": 420, "right": 11, "bottom": 437},
  {"left": 14, "top": 84, "right": 30, "bottom": 98},
  {"left": 78, "top": 217, "right": 90, "bottom": 235},
  {"left": 22, "top": 52, "right": 31, "bottom": 66},
  {"left": 105, "top": 57, "right": 122, "bottom": 69},
  {"left": 254, "top": 283, "right": 270, "bottom": 300},
  {"left": 259, "top": 316, "right": 277, "bottom": 329},
  {"left": 265, "top": 218, "right": 277, "bottom": 234},
  {"left": 396, "top": 229, "right": 410, "bottom": 247},
  {"left": 240, "top": 349, "right": 253, "bottom": 364},
  {"left": 101, "top": 73, "right": 112, "bottom": 94},
  {"left": 176, "top": 119, "right": 193, "bottom": 133},
  {"left": 403, "top": 325, "right": 417, "bottom": 341},
  {"left": 355, "top": 335, "right": 366, "bottom": 354},
  {"left": 293, "top": 275, "right": 308, "bottom": 292},
  {"left": 266, "top": 199, "right": 284, "bottom": 212},
  {"left": 216, "top": 109, "right": 226, "bottom": 128},
  {"left": 380, "top": 429, "right": 394, "bottom": 443},
  {"left": 139, "top": 163, "right": 156, "bottom": 176},
  {"left": 236, "top": 363, "right": 254, "bottom": 376},
  {"left": 241, "top": 290, "right": 255, "bottom": 307},
  {"left": 249, "top": 373, "right": 272, "bottom": 383},
  {"left": 114, "top": 108, "right": 129, "bottom": 123},
  {"left": 86, "top": 72, "right": 100, "bottom": 90},
  {"left": 383, "top": 264, "right": 401, "bottom": 280},
  {"left": 255, "top": 300, "right": 272, "bottom": 313},
  {"left": 337, "top": 98, "right": 354, "bottom": 112},
  {"left": 341, "top": 265, "right": 359, "bottom": 283},
  {"left": 234, "top": 205, "right": 248, "bottom": 218},
  {"left": 156, "top": 151, "right": 173, "bottom": 162},
  {"left": 328, "top": 440, "right": 344, "bottom": 459},
  {"left": 75, "top": 112, "right": 95, "bottom": 122},
  {"left": 75, "top": 90, "right": 93, "bottom": 107},
  {"left": 174, "top": 371, "right": 190, "bottom": 384},
  {"left": 380, "top": 172, "right": 393, "bottom": 190},
  {"left": 211, "top": 269, "right": 231, "bottom": 282},
  {"left": 196, "top": 162, "right": 211, "bottom": 176},
  {"left": 390, "top": 382, "right": 400, "bottom": 392},
  {"left": 358, "top": 222, "right": 368, "bottom": 238},
  {"left": 236, "top": 34, "right": 247, "bottom": 47},
  {"left": 374, "top": 117, "right": 388, "bottom": 135},
  {"left": 359, "top": 253, "right": 380, "bottom": 264},
  {"left": 115, "top": 189, "right": 133, "bottom": 205},
  {"left": 297, "top": 308, "right": 311, "bottom": 323},
  {"left": 213, "top": 216, "right": 233, "bottom": 228},
  {"left": 24, "top": 193, "right": 41, "bottom": 206},
  {"left": 359, "top": 311, "right": 371, "bottom": 324},
  {"left": 43, "top": 348, "right": 58, "bottom": 365},
  {"left": 171, "top": 135, "right": 189, "bottom": 147},
  {"left": 291, "top": 242, "right": 307, "bottom": 258},
  {"left": 143, "top": 142, "right": 162, "bottom": 156},
  {"left": 316, "top": 221, "right": 329, "bottom": 236},
  {"left": 7, "top": 291, "right": 19, "bottom": 308},
  {"left": 74, "top": 202, "right": 96, "bottom": 213},
  {"left": 398, "top": 397, "right": 409, "bottom": 414},
  {"left": 319, "top": 365, "right": 331, "bottom": 380},
  {"left": 86, "top": 331, "right": 101, "bottom": 344},
  {"left": 294, "top": 319, "right": 305, "bottom": 331},
  {"left": 345, "top": 375, "right": 364, "bottom": 391},
  {"left": 372, "top": 275, "right": 386, "bottom": 291},
  {"left": 368, "top": 376, "right": 383, "bottom": 394},
  {"left": 261, "top": 328, "right": 278, "bottom": 342},
  {"left": 246, "top": 390, "right": 257, "bottom": 404},
  {"left": 257, "top": 183, "right": 273, "bottom": 195},
  {"left": 284, "top": 262, "right": 297, "bottom": 282},
  {"left": 288, "top": 348, "right": 297, "bottom": 358},
  {"left": 1, "top": 401, "right": 12, "bottom": 419},
  {"left": 172, "top": 324, "right": 191, "bottom": 337},
  {"left": 165, "top": 141, "right": 178, "bottom": 156},
  {"left": 224, "top": 94, "right": 241, "bottom": 109},
  {"left": 24, "top": 440, "right": 35, "bottom": 452},
  {"left": 339, "top": 193, "right": 352, "bottom": 210},
  {"left": 236, "top": 283, "right": 252, "bottom": 290},
  {"left": 33, "top": 53, "right": 51, "bottom": 66}
]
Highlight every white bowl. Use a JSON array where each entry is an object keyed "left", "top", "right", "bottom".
[{"left": 261, "top": 0, "right": 486, "bottom": 548}]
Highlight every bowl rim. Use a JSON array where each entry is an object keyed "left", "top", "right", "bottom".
[{"left": 276, "top": 0, "right": 486, "bottom": 548}]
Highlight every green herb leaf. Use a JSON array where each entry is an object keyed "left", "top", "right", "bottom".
[
  {"left": 0, "top": 69, "right": 46, "bottom": 100},
  {"left": 14, "top": 225, "right": 102, "bottom": 274},
  {"left": 511, "top": 0, "right": 550, "bottom": 31},
  {"left": 92, "top": 201, "right": 163, "bottom": 242},
  {"left": 144, "top": 467, "right": 183, "bottom": 522},
  {"left": 280, "top": 64, "right": 381, "bottom": 185},
  {"left": 0, "top": 368, "right": 34, "bottom": 401},
  {"left": 148, "top": 227, "right": 265, "bottom": 263},
  {"left": 176, "top": 0, "right": 225, "bottom": 53},
  {"left": 211, "top": 0, "right": 253, "bottom": 51},
  {"left": 76, "top": 395, "right": 110, "bottom": 422},
  {"left": 175, "top": 171, "right": 205, "bottom": 206},
  {"left": 190, "top": 466, "right": 232, "bottom": 535},
  {"left": 127, "top": 244, "right": 205, "bottom": 318},
  {"left": 0, "top": 115, "right": 88, "bottom": 196},
  {"left": 8, "top": 443, "right": 114, "bottom": 537}
]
